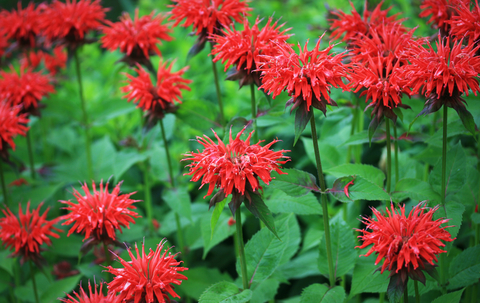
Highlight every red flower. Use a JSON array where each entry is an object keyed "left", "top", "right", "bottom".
[
  {"left": 419, "top": 0, "right": 467, "bottom": 34},
  {"left": 106, "top": 240, "right": 188, "bottom": 303},
  {"left": 183, "top": 127, "right": 290, "bottom": 200},
  {"left": 329, "top": 1, "right": 402, "bottom": 42},
  {"left": 227, "top": 217, "right": 236, "bottom": 226},
  {"left": 60, "top": 281, "right": 110, "bottom": 303},
  {"left": 20, "top": 47, "right": 67, "bottom": 76},
  {"left": 40, "top": 0, "right": 107, "bottom": 48},
  {"left": 101, "top": 9, "right": 173, "bottom": 65},
  {"left": 0, "top": 202, "right": 62, "bottom": 265},
  {"left": 357, "top": 203, "right": 454, "bottom": 278},
  {"left": 0, "top": 32, "right": 9, "bottom": 57},
  {"left": 8, "top": 178, "right": 28, "bottom": 187},
  {"left": 210, "top": 16, "right": 291, "bottom": 87},
  {"left": 448, "top": 0, "right": 480, "bottom": 43},
  {"left": 0, "top": 66, "right": 54, "bottom": 116},
  {"left": 60, "top": 181, "right": 140, "bottom": 246},
  {"left": 258, "top": 35, "right": 349, "bottom": 115},
  {"left": 122, "top": 60, "right": 191, "bottom": 128},
  {"left": 0, "top": 102, "right": 29, "bottom": 158},
  {"left": 0, "top": 2, "right": 44, "bottom": 48},
  {"left": 169, "top": 0, "right": 251, "bottom": 37}
]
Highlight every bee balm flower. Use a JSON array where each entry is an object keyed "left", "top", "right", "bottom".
[
  {"left": 0, "top": 2, "right": 44, "bottom": 49},
  {"left": 60, "top": 281, "right": 110, "bottom": 303},
  {"left": 0, "top": 102, "right": 29, "bottom": 160},
  {"left": 106, "top": 240, "right": 188, "bottom": 303}
]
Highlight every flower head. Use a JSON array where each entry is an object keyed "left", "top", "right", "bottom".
[
  {"left": 0, "top": 202, "right": 62, "bottom": 265},
  {"left": 122, "top": 60, "right": 191, "bottom": 128},
  {"left": 101, "top": 9, "right": 173, "bottom": 66},
  {"left": 329, "top": 1, "right": 402, "bottom": 42},
  {"left": 258, "top": 35, "right": 349, "bottom": 115},
  {"left": 183, "top": 127, "right": 289, "bottom": 205},
  {"left": 419, "top": 0, "right": 468, "bottom": 34},
  {"left": 39, "top": 0, "right": 107, "bottom": 48},
  {"left": 168, "top": 0, "right": 251, "bottom": 57},
  {"left": 106, "top": 240, "right": 188, "bottom": 303},
  {"left": 0, "top": 66, "right": 54, "bottom": 116},
  {"left": 60, "top": 181, "right": 140, "bottom": 252},
  {"left": 60, "top": 281, "right": 110, "bottom": 303},
  {"left": 211, "top": 16, "right": 291, "bottom": 87},
  {"left": 0, "top": 102, "right": 29, "bottom": 159},
  {"left": 357, "top": 203, "right": 454, "bottom": 283},
  {"left": 0, "top": 2, "right": 44, "bottom": 48},
  {"left": 400, "top": 35, "right": 480, "bottom": 120},
  {"left": 448, "top": 0, "right": 480, "bottom": 43}
]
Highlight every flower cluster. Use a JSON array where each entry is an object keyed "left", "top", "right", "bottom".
[
  {"left": 258, "top": 36, "right": 349, "bottom": 115},
  {"left": 0, "top": 202, "right": 62, "bottom": 265},
  {"left": 211, "top": 16, "right": 291, "bottom": 87},
  {"left": 357, "top": 203, "right": 453, "bottom": 282},
  {"left": 105, "top": 240, "right": 188, "bottom": 303},
  {"left": 101, "top": 9, "right": 173, "bottom": 66},
  {"left": 60, "top": 181, "right": 140, "bottom": 252}
]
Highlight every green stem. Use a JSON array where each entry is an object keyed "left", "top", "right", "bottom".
[
  {"left": 103, "top": 242, "right": 112, "bottom": 281},
  {"left": 29, "top": 260, "right": 40, "bottom": 303},
  {"left": 310, "top": 112, "right": 335, "bottom": 287},
  {"left": 210, "top": 44, "right": 225, "bottom": 126},
  {"left": 159, "top": 119, "right": 175, "bottom": 187},
  {"left": 140, "top": 161, "right": 153, "bottom": 231},
  {"left": 414, "top": 280, "right": 420, "bottom": 303},
  {"left": 404, "top": 282, "right": 409, "bottom": 303},
  {"left": 174, "top": 213, "right": 185, "bottom": 254},
  {"left": 250, "top": 83, "right": 258, "bottom": 143},
  {"left": 439, "top": 105, "right": 448, "bottom": 294},
  {"left": 26, "top": 132, "right": 35, "bottom": 179},
  {"left": 41, "top": 118, "right": 52, "bottom": 163},
  {"left": 0, "top": 159, "right": 8, "bottom": 206},
  {"left": 385, "top": 119, "right": 392, "bottom": 194},
  {"left": 355, "top": 97, "right": 363, "bottom": 164},
  {"left": 393, "top": 123, "right": 399, "bottom": 185},
  {"left": 74, "top": 50, "right": 93, "bottom": 180},
  {"left": 379, "top": 292, "right": 385, "bottom": 303},
  {"left": 235, "top": 210, "right": 249, "bottom": 290}
]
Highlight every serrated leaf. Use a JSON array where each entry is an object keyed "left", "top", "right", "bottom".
[
  {"left": 294, "top": 107, "right": 313, "bottom": 146},
  {"left": 163, "top": 186, "right": 193, "bottom": 223},
  {"left": 113, "top": 150, "right": 147, "bottom": 181},
  {"left": 300, "top": 284, "right": 346, "bottom": 303},
  {"left": 265, "top": 189, "right": 321, "bottom": 215},
  {"left": 202, "top": 212, "right": 235, "bottom": 259},
  {"left": 241, "top": 214, "right": 300, "bottom": 285},
  {"left": 301, "top": 137, "right": 343, "bottom": 170},
  {"left": 269, "top": 169, "right": 320, "bottom": 197},
  {"left": 448, "top": 244, "right": 480, "bottom": 290},
  {"left": 318, "top": 220, "right": 356, "bottom": 280},
  {"left": 199, "top": 281, "right": 252, "bottom": 303},
  {"left": 434, "top": 202, "right": 464, "bottom": 252},
  {"left": 349, "top": 254, "right": 388, "bottom": 299},
  {"left": 250, "top": 278, "right": 280, "bottom": 303},
  {"left": 431, "top": 288, "right": 465, "bottom": 303},
  {"left": 245, "top": 193, "right": 278, "bottom": 238},
  {"left": 278, "top": 250, "right": 321, "bottom": 280},
  {"left": 211, "top": 198, "right": 228, "bottom": 238},
  {"left": 392, "top": 178, "right": 441, "bottom": 204},
  {"left": 429, "top": 143, "right": 466, "bottom": 201},
  {"left": 325, "top": 163, "right": 385, "bottom": 187},
  {"left": 455, "top": 105, "right": 477, "bottom": 136},
  {"left": 177, "top": 267, "right": 232, "bottom": 300},
  {"left": 327, "top": 176, "right": 390, "bottom": 202}
]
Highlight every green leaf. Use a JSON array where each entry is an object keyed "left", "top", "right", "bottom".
[
  {"left": 278, "top": 250, "right": 321, "bottom": 280},
  {"left": 244, "top": 193, "right": 278, "bottom": 238},
  {"left": 41, "top": 274, "right": 82, "bottom": 302},
  {"left": 318, "top": 219, "right": 356, "bottom": 280},
  {"left": 455, "top": 166, "right": 479, "bottom": 207},
  {"left": 294, "top": 107, "right": 313, "bottom": 146},
  {"left": 269, "top": 169, "right": 320, "bottom": 197},
  {"left": 455, "top": 105, "right": 477, "bottom": 136},
  {"left": 301, "top": 137, "right": 342, "bottom": 170},
  {"left": 429, "top": 143, "right": 466, "bottom": 201},
  {"left": 471, "top": 213, "right": 480, "bottom": 225},
  {"left": 176, "top": 99, "right": 220, "bottom": 131},
  {"left": 431, "top": 288, "right": 465, "bottom": 303},
  {"left": 0, "top": 250, "right": 14, "bottom": 276},
  {"left": 50, "top": 234, "right": 84, "bottom": 257},
  {"left": 387, "top": 273, "right": 406, "bottom": 303},
  {"left": 211, "top": 197, "right": 228, "bottom": 238},
  {"left": 163, "top": 186, "right": 193, "bottom": 223},
  {"left": 242, "top": 214, "right": 300, "bottom": 285},
  {"left": 349, "top": 254, "right": 388, "bottom": 299},
  {"left": 250, "top": 278, "right": 280, "bottom": 303},
  {"left": 113, "top": 150, "right": 147, "bottom": 181},
  {"left": 325, "top": 163, "right": 385, "bottom": 187},
  {"left": 368, "top": 117, "right": 381, "bottom": 146},
  {"left": 327, "top": 176, "right": 390, "bottom": 202},
  {"left": 392, "top": 178, "right": 441, "bottom": 204},
  {"left": 177, "top": 267, "right": 233, "bottom": 300},
  {"left": 300, "top": 284, "right": 346, "bottom": 303},
  {"left": 202, "top": 212, "right": 235, "bottom": 259},
  {"left": 265, "top": 189, "right": 321, "bottom": 215},
  {"left": 448, "top": 244, "right": 480, "bottom": 290},
  {"left": 199, "top": 281, "right": 252, "bottom": 303},
  {"left": 434, "top": 202, "right": 464, "bottom": 252},
  {"left": 342, "top": 130, "right": 383, "bottom": 146}
]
